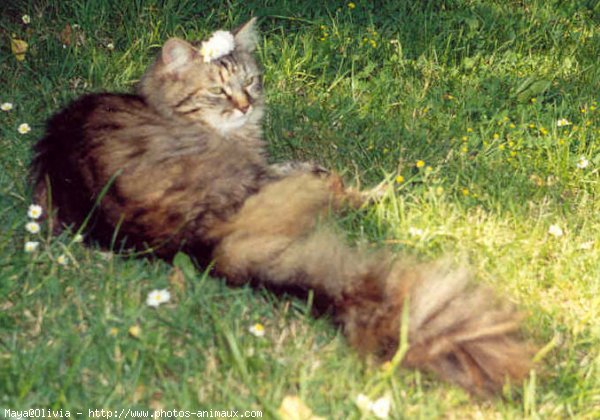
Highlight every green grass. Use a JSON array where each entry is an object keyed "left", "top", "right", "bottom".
[{"left": 1, "top": 0, "right": 599, "bottom": 417}]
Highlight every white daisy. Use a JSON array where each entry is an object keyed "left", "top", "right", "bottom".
[
  {"left": 354, "top": 393, "right": 392, "bottom": 419},
  {"left": 24, "top": 241, "right": 39, "bottom": 253},
  {"left": 576, "top": 156, "right": 589, "bottom": 169},
  {"left": 25, "top": 221, "right": 40, "bottom": 234},
  {"left": 248, "top": 323, "right": 265, "bottom": 337},
  {"left": 22, "top": 15, "right": 31, "bottom": 24},
  {"left": 556, "top": 118, "right": 571, "bottom": 127},
  {"left": 371, "top": 395, "right": 392, "bottom": 419},
  {"left": 354, "top": 394, "right": 372, "bottom": 412},
  {"left": 408, "top": 227, "right": 424, "bottom": 237},
  {"left": 578, "top": 241, "right": 594, "bottom": 250},
  {"left": 146, "top": 289, "right": 171, "bottom": 307},
  {"left": 548, "top": 224, "right": 563, "bottom": 238},
  {"left": 1, "top": 102, "right": 13, "bottom": 111},
  {"left": 106, "top": 42, "right": 115, "bottom": 51},
  {"left": 27, "top": 204, "right": 43, "bottom": 219},
  {"left": 57, "top": 254, "right": 69, "bottom": 266},
  {"left": 73, "top": 233, "right": 84, "bottom": 243},
  {"left": 200, "top": 30, "right": 235, "bottom": 63},
  {"left": 18, "top": 123, "right": 31, "bottom": 134}
]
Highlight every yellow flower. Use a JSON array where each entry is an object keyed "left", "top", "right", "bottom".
[
  {"left": 128, "top": 325, "right": 141, "bottom": 338},
  {"left": 509, "top": 123, "right": 516, "bottom": 129},
  {"left": 380, "top": 361, "right": 393, "bottom": 372},
  {"left": 395, "top": 175, "right": 404, "bottom": 184},
  {"left": 108, "top": 327, "right": 119, "bottom": 337},
  {"left": 462, "top": 188, "right": 469, "bottom": 196},
  {"left": 348, "top": 2, "right": 356, "bottom": 9},
  {"left": 369, "top": 39, "right": 377, "bottom": 48},
  {"left": 530, "top": 98, "right": 537, "bottom": 103},
  {"left": 539, "top": 127, "right": 548, "bottom": 135},
  {"left": 10, "top": 38, "right": 28, "bottom": 61},
  {"left": 493, "top": 133, "right": 500, "bottom": 139},
  {"left": 18, "top": 123, "right": 31, "bottom": 134},
  {"left": 466, "top": 127, "right": 473, "bottom": 133},
  {"left": 415, "top": 160, "right": 425, "bottom": 168}
]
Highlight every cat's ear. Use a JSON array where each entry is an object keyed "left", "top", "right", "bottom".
[
  {"left": 161, "top": 38, "right": 195, "bottom": 72},
  {"left": 233, "top": 18, "right": 258, "bottom": 52}
]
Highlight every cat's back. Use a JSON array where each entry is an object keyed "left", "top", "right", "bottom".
[
  {"left": 30, "top": 92, "right": 150, "bottom": 238},
  {"left": 33, "top": 93, "right": 149, "bottom": 173},
  {"left": 31, "top": 90, "right": 271, "bottom": 255}
]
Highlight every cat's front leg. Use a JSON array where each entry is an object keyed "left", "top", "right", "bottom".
[{"left": 269, "top": 161, "right": 330, "bottom": 178}]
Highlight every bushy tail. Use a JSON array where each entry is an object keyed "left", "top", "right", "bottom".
[
  {"left": 209, "top": 174, "right": 531, "bottom": 395},
  {"left": 340, "top": 262, "right": 531, "bottom": 395}
]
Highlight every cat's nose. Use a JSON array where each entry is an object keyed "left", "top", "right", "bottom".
[
  {"left": 237, "top": 102, "right": 250, "bottom": 114},
  {"left": 232, "top": 95, "right": 251, "bottom": 114}
]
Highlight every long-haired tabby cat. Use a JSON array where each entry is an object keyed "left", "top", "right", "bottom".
[{"left": 31, "top": 19, "right": 532, "bottom": 396}]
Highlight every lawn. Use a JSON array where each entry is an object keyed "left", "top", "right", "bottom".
[{"left": 1, "top": 0, "right": 599, "bottom": 418}]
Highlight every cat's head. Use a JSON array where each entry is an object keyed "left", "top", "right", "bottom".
[{"left": 140, "top": 19, "right": 263, "bottom": 135}]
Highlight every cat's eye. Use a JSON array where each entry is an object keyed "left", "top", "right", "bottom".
[
  {"left": 243, "top": 76, "right": 255, "bottom": 87},
  {"left": 208, "top": 86, "right": 224, "bottom": 95}
]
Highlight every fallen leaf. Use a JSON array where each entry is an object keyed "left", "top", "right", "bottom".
[
  {"left": 278, "top": 396, "right": 324, "bottom": 420},
  {"left": 10, "top": 38, "right": 28, "bottom": 61},
  {"left": 149, "top": 392, "right": 164, "bottom": 411},
  {"left": 133, "top": 384, "right": 146, "bottom": 403},
  {"left": 59, "top": 23, "right": 72, "bottom": 46},
  {"left": 168, "top": 267, "right": 186, "bottom": 293}
]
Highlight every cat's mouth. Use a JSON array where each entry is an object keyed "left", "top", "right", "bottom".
[
  {"left": 207, "top": 106, "right": 254, "bottom": 134},
  {"left": 226, "top": 107, "right": 252, "bottom": 118}
]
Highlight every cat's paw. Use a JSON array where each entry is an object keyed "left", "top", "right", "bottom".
[{"left": 270, "top": 161, "right": 330, "bottom": 177}]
